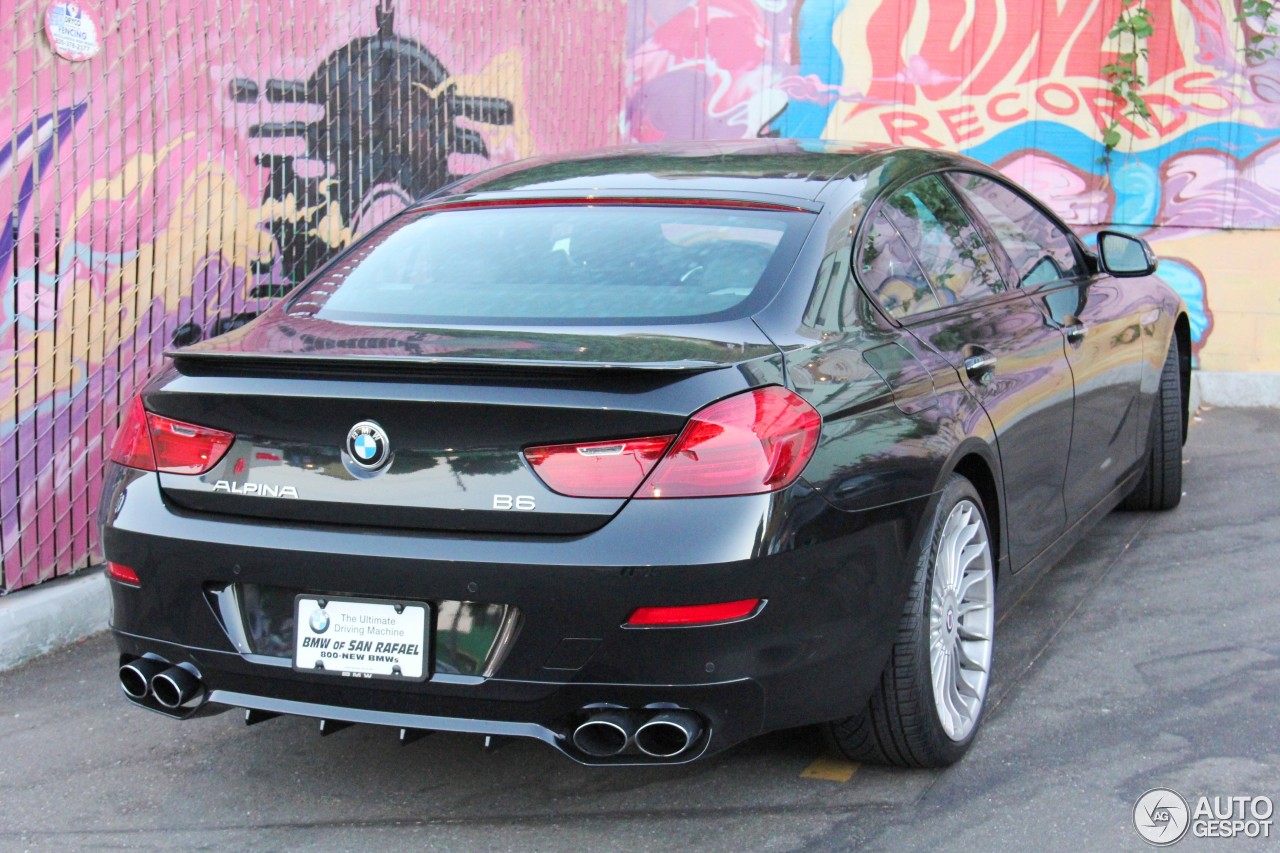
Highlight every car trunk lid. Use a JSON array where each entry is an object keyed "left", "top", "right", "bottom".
[{"left": 149, "top": 315, "right": 781, "bottom": 535}]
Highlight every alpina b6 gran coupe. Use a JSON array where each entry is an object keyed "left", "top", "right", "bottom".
[{"left": 102, "top": 141, "right": 1189, "bottom": 766}]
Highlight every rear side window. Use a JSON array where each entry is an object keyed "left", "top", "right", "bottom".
[
  {"left": 859, "top": 212, "right": 938, "bottom": 320},
  {"left": 948, "top": 172, "right": 1083, "bottom": 286},
  {"left": 879, "top": 176, "right": 1006, "bottom": 307},
  {"left": 290, "top": 204, "right": 812, "bottom": 325}
]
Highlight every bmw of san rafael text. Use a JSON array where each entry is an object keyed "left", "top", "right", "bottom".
[{"left": 101, "top": 141, "right": 1189, "bottom": 766}]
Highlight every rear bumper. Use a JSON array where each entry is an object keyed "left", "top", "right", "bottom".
[
  {"left": 112, "top": 628, "right": 766, "bottom": 764},
  {"left": 102, "top": 466, "right": 935, "bottom": 763}
]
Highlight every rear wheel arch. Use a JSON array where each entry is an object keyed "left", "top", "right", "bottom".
[
  {"left": 826, "top": 471, "right": 997, "bottom": 767},
  {"left": 1174, "top": 313, "right": 1191, "bottom": 445},
  {"left": 943, "top": 448, "right": 1003, "bottom": 581}
]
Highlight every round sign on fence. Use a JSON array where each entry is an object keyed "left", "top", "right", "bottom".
[{"left": 44, "top": 2, "right": 102, "bottom": 62}]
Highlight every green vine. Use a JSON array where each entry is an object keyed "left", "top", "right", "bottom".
[
  {"left": 1101, "top": 0, "right": 1154, "bottom": 155},
  {"left": 1237, "top": 0, "right": 1279, "bottom": 61}
]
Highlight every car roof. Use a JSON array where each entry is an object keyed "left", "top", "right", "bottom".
[{"left": 438, "top": 139, "right": 909, "bottom": 203}]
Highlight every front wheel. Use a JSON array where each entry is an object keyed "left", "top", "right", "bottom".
[
  {"left": 827, "top": 474, "right": 996, "bottom": 767},
  {"left": 1121, "top": 338, "right": 1183, "bottom": 511}
]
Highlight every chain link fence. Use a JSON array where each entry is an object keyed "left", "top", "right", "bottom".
[{"left": 1, "top": 0, "right": 623, "bottom": 592}]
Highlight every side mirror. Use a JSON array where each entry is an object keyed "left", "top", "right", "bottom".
[
  {"left": 210, "top": 311, "right": 260, "bottom": 338},
  {"left": 1097, "top": 230, "right": 1157, "bottom": 277},
  {"left": 171, "top": 322, "right": 203, "bottom": 348},
  {"left": 170, "top": 311, "right": 261, "bottom": 349}
]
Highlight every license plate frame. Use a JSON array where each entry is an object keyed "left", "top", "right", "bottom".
[{"left": 293, "top": 595, "right": 430, "bottom": 682}]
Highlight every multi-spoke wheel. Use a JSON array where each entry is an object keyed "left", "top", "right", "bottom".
[
  {"left": 928, "top": 499, "right": 994, "bottom": 742},
  {"left": 827, "top": 474, "right": 997, "bottom": 767}
]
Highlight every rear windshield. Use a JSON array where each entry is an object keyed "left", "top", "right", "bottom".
[{"left": 289, "top": 203, "right": 813, "bottom": 325}]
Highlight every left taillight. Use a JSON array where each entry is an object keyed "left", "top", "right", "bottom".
[
  {"left": 108, "top": 395, "right": 234, "bottom": 475},
  {"left": 108, "top": 396, "right": 155, "bottom": 470}
]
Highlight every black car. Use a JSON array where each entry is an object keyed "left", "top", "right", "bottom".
[{"left": 101, "top": 140, "right": 1190, "bottom": 767}]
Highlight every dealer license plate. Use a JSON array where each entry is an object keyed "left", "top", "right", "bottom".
[{"left": 294, "top": 595, "right": 429, "bottom": 681}]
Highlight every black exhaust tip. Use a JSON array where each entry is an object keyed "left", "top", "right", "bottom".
[
  {"left": 151, "top": 665, "right": 203, "bottom": 709},
  {"left": 634, "top": 711, "right": 703, "bottom": 758},
  {"left": 119, "top": 658, "right": 167, "bottom": 700},
  {"left": 571, "top": 710, "right": 636, "bottom": 757}
]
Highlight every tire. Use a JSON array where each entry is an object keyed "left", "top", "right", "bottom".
[
  {"left": 1121, "top": 339, "right": 1183, "bottom": 511},
  {"left": 826, "top": 474, "right": 996, "bottom": 768}
]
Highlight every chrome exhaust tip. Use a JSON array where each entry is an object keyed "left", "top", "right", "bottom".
[
  {"left": 119, "top": 658, "right": 167, "bottom": 700},
  {"left": 151, "top": 665, "right": 203, "bottom": 709},
  {"left": 571, "top": 710, "right": 636, "bottom": 757},
  {"left": 634, "top": 711, "right": 703, "bottom": 758}
]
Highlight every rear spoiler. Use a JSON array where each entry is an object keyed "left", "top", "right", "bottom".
[{"left": 165, "top": 349, "right": 733, "bottom": 377}]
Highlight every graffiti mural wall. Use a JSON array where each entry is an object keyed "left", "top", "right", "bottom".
[
  {"left": 0, "top": 0, "right": 623, "bottom": 591},
  {"left": 4, "top": 0, "right": 1278, "bottom": 593},
  {"left": 627, "top": 0, "right": 1280, "bottom": 370}
]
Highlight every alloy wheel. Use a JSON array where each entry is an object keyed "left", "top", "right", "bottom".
[{"left": 928, "top": 499, "right": 995, "bottom": 741}]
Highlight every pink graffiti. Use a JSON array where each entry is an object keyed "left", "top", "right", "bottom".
[
  {"left": 996, "top": 152, "right": 1115, "bottom": 226},
  {"left": 777, "top": 74, "right": 862, "bottom": 107},
  {"left": 890, "top": 55, "right": 960, "bottom": 88},
  {"left": 1160, "top": 140, "right": 1280, "bottom": 230},
  {"left": 628, "top": 0, "right": 794, "bottom": 140}
]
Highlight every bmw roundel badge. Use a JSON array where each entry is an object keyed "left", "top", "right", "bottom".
[
  {"left": 346, "top": 420, "right": 390, "bottom": 471},
  {"left": 309, "top": 608, "right": 331, "bottom": 634}
]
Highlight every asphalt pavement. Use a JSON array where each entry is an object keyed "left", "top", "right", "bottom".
[{"left": 0, "top": 406, "right": 1276, "bottom": 852}]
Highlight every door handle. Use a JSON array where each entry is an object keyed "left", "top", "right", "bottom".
[
  {"left": 1065, "top": 322, "right": 1087, "bottom": 344},
  {"left": 963, "top": 353, "right": 997, "bottom": 385}
]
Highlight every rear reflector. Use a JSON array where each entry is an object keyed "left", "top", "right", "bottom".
[
  {"left": 524, "top": 435, "right": 674, "bottom": 498},
  {"left": 626, "top": 598, "right": 762, "bottom": 626},
  {"left": 106, "top": 562, "right": 140, "bottom": 585},
  {"left": 109, "top": 395, "right": 234, "bottom": 475}
]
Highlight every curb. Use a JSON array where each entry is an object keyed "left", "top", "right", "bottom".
[
  {"left": 0, "top": 569, "right": 111, "bottom": 673},
  {"left": 1195, "top": 371, "right": 1280, "bottom": 409}
]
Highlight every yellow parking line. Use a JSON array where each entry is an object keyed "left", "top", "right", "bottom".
[{"left": 800, "top": 754, "right": 860, "bottom": 782}]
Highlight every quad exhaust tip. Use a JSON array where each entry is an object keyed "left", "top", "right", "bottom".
[
  {"left": 118, "top": 657, "right": 204, "bottom": 709},
  {"left": 571, "top": 707, "right": 704, "bottom": 759},
  {"left": 634, "top": 711, "right": 702, "bottom": 758},
  {"left": 571, "top": 709, "right": 637, "bottom": 757},
  {"left": 152, "top": 665, "right": 203, "bottom": 709},
  {"left": 118, "top": 657, "right": 167, "bottom": 699}
]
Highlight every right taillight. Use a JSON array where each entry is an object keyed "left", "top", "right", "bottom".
[
  {"left": 108, "top": 395, "right": 234, "bottom": 475},
  {"left": 524, "top": 436, "right": 675, "bottom": 498},
  {"left": 638, "top": 386, "right": 821, "bottom": 498},
  {"left": 524, "top": 386, "right": 820, "bottom": 500}
]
